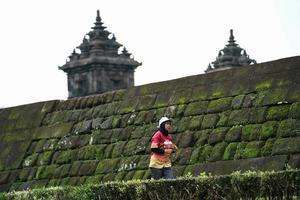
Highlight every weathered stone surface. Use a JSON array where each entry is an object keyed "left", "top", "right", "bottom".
[
  {"left": 1, "top": 56, "right": 300, "bottom": 192},
  {"left": 277, "top": 119, "right": 300, "bottom": 138},
  {"left": 272, "top": 137, "right": 300, "bottom": 155},
  {"left": 225, "top": 125, "right": 242, "bottom": 142},
  {"left": 266, "top": 105, "right": 290, "bottom": 121},
  {"left": 207, "top": 97, "right": 233, "bottom": 113},
  {"left": 241, "top": 124, "right": 262, "bottom": 141},
  {"left": 184, "top": 101, "right": 208, "bottom": 116}
]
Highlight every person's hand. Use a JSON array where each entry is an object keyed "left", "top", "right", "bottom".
[{"left": 164, "top": 149, "right": 173, "bottom": 156}]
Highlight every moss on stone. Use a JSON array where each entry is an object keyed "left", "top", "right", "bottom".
[
  {"left": 189, "top": 115, "right": 203, "bottom": 130},
  {"left": 194, "top": 129, "right": 211, "bottom": 146},
  {"left": 216, "top": 111, "right": 231, "bottom": 127},
  {"left": 208, "top": 142, "right": 227, "bottom": 162},
  {"left": 208, "top": 127, "right": 229, "bottom": 145},
  {"left": 189, "top": 147, "right": 201, "bottom": 164},
  {"left": 276, "top": 79, "right": 292, "bottom": 87},
  {"left": 169, "top": 89, "right": 192, "bottom": 105},
  {"left": 111, "top": 115, "right": 121, "bottom": 128},
  {"left": 248, "top": 107, "right": 267, "bottom": 124},
  {"left": 136, "top": 94, "right": 157, "bottom": 111},
  {"left": 242, "top": 124, "right": 262, "bottom": 141},
  {"left": 191, "top": 86, "right": 208, "bottom": 101},
  {"left": 231, "top": 95, "right": 245, "bottom": 110},
  {"left": 261, "top": 121, "right": 278, "bottom": 140},
  {"left": 130, "top": 126, "right": 145, "bottom": 139},
  {"left": 153, "top": 91, "right": 173, "bottom": 108},
  {"left": 23, "top": 153, "right": 39, "bottom": 167},
  {"left": 242, "top": 93, "right": 257, "bottom": 108},
  {"left": 242, "top": 141, "right": 264, "bottom": 159},
  {"left": 113, "top": 89, "right": 126, "bottom": 101},
  {"left": 223, "top": 142, "right": 238, "bottom": 160},
  {"left": 78, "top": 160, "right": 99, "bottom": 176},
  {"left": 207, "top": 97, "right": 233, "bottom": 113},
  {"left": 261, "top": 138, "right": 275, "bottom": 157},
  {"left": 184, "top": 101, "right": 208, "bottom": 116},
  {"left": 225, "top": 125, "right": 242, "bottom": 142},
  {"left": 177, "top": 131, "right": 194, "bottom": 148},
  {"left": 277, "top": 119, "right": 300, "bottom": 137},
  {"left": 199, "top": 144, "right": 213, "bottom": 163},
  {"left": 289, "top": 102, "right": 300, "bottom": 119},
  {"left": 123, "top": 139, "right": 139, "bottom": 157},
  {"left": 175, "top": 104, "right": 187, "bottom": 118},
  {"left": 266, "top": 105, "right": 290, "bottom": 121},
  {"left": 202, "top": 114, "right": 219, "bottom": 129},
  {"left": 262, "top": 88, "right": 289, "bottom": 106},
  {"left": 255, "top": 80, "right": 272, "bottom": 91},
  {"left": 228, "top": 109, "right": 249, "bottom": 126},
  {"left": 111, "top": 141, "right": 127, "bottom": 158},
  {"left": 177, "top": 116, "right": 191, "bottom": 132},
  {"left": 69, "top": 161, "right": 82, "bottom": 177},
  {"left": 53, "top": 150, "right": 77, "bottom": 164},
  {"left": 233, "top": 142, "right": 247, "bottom": 160},
  {"left": 37, "top": 151, "right": 54, "bottom": 166},
  {"left": 272, "top": 137, "right": 300, "bottom": 155},
  {"left": 77, "top": 145, "right": 96, "bottom": 160}
]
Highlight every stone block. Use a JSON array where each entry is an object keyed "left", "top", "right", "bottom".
[
  {"left": 191, "top": 86, "right": 209, "bottom": 101},
  {"left": 136, "top": 94, "right": 157, "bottom": 111},
  {"left": 242, "top": 93, "right": 257, "bottom": 108},
  {"left": 231, "top": 95, "right": 245, "bottom": 109},
  {"left": 194, "top": 129, "right": 211, "bottom": 146},
  {"left": 216, "top": 111, "right": 231, "bottom": 127},
  {"left": 242, "top": 141, "right": 264, "bottom": 159},
  {"left": 177, "top": 116, "right": 191, "bottom": 132},
  {"left": 198, "top": 144, "right": 213, "bottom": 163},
  {"left": 228, "top": 109, "right": 249, "bottom": 126},
  {"left": 189, "top": 115, "right": 203, "bottom": 130},
  {"left": 272, "top": 137, "right": 300, "bottom": 155},
  {"left": 189, "top": 147, "right": 201, "bottom": 164},
  {"left": 32, "top": 123, "right": 73, "bottom": 140},
  {"left": 225, "top": 125, "right": 242, "bottom": 142},
  {"left": 123, "top": 139, "right": 139, "bottom": 156},
  {"left": 208, "top": 127, "right": 229, "bottom": 145},
  {"left": 174, "top": 147, "right": 193, "bottom": 165},
  {"left": 288, "top": 154, "right": 300, "bottom": 169},
  {"left": 277, "top": 119, "right": 300, "bottom": 138},
  {"left": 261, "top": 138, "right": 275, "bottom": 157},
  {"left": 289, "top": 102, "right": 300, "bottom": 119},
  {"left": 233, "top": 142, "right": 247, "bottom": 160},
  {"left": 168, "top": 89, "right": 192, "bottom": 105},
  {"left": 153, "top": 91, "right": 173, "bottom": 108},
  {"left": 266, "top": 105, "right": 290, "bottom": 121},
  {"left": 223, "top": 142, "right": 238, "bottom": 161},
  {"left": 111, "top": 141, "right": 127, "bottom": 158},
  {"left": 78, "top": 160, "right": 99, "bottom": 176},
  {"left": 177, "top": 131, "right": 195, "bottom": 148},
  {"left": 184, "top": 101, "right": 208, "bottom": 116},
  {"left": 261, "top": 121, "right": 278, "bottom": 140},
  {"left": 262, "top": 88, "right": 289, "bottom": 106},
  {"left": 248, "top": 107, "right": 267, "bottom": 124},
  {"left": 242, "top": 124, "right": 262, "bottom": 141},
  {"left": 208, "top": 142, "right": 227, "bottom": 162},
  {"left": 201, "top": 114, "right": 219, "bottom": 129},
  {"left": 207, "top": 97, "right": 233, "bottom": 113},
  {"left": 91, "top": 129, "right": 112, "bottom": 144}
]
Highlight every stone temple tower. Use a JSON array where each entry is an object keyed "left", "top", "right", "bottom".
[
  {"left": 59, "top": 10, "right": 141, "bottom": 98},
  {"left": 206, "top": 29, "right": 256, "bottom": 73}
]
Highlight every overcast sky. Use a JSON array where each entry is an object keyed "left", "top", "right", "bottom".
[{"left": 0, "top": 0, "right": 299, "bottom": 108}]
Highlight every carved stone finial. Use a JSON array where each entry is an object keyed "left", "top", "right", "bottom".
[{"left": 206, "top": 29, "right": 256, "bottom": 73}]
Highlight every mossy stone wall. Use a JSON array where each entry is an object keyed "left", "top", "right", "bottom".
[{"left": 1, "top": 56, "right": 300, "bottom": 192}]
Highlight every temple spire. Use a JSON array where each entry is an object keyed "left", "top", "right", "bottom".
[{"left": 206, "top": 29, "right": 256, "bottom": 73}]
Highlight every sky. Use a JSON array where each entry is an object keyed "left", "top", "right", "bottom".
[{"left": 0, "top": 0, "right": 299, "bottom": 108}]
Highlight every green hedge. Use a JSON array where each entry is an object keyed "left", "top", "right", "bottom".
[{"left": 1, "top": 170, "right": 300, "bottom": 200}]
